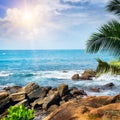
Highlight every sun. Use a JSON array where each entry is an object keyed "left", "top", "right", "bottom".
[
  {"left": 23, "top": 11, "right": 32, "bottom": 21},
  {"left": 20, "top": 10, "right": 36, "bottom": 28}
]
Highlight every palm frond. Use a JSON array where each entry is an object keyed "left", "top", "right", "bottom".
[
  {"left": 96, "top": 58, "right": 120, "bottom": 75},
  {"left": 107, "top": 0, "right": 120, "bottom": 16},
  {"left": 86, "top": 20, "right": 120, "bottom": 56}
]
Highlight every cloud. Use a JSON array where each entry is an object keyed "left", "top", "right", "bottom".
[{"left": 0, "top": 0, "right": 114, "bottom": 41}]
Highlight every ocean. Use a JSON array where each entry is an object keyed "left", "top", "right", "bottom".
[{"left": 0, "top": 50, "right": 120, "bottom": 96}]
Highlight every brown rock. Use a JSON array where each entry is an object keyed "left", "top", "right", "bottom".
[
  {"left": 90, "top": 88, "right": 100, "bottom": 92},
  {"left": 15, "top": 99, "right": 30, "bottom": 108},
  {"left": 72, "top": 74, "right": 79, "bottom": 80},
  {"left": 27, "top": 87, "right": 47, "bottom": 100},
  {"left": 10, "top": 92, "right": 26, "bottom": 102},
  {"left": 0, "top": 91, "right": 10, "bottom": 110},
  {"left": 80, "top": 69, "right": 96, "bottom": 80},
  {"left": 23, "top": 82, "right": 39, "bottom": 94},
  {"left": 43, "top": 95, "right": 120, "bottom": 120},
  {"left": 42, "top": 91, "right": 60, "bottom": 110},
  {"left": 48, "top": 105, "right": 59, "bottom": 113},
  {"left": 31, "top": 97, "right": 45, "bottom": 109},
  {"left": 23, "top": 83, "right": 47, "bottom": 101},
  {"left": 70, "top": 89, "right": 87, "bottom": 96},
  {"left": 0, "top": 91, "right": 9, "bottom": 100},
  {"left": 57, "top": 84, "right": 68, "bottom": 97},
  {"left": 4, "top": 86, "right": 22, "bottom": 94}
]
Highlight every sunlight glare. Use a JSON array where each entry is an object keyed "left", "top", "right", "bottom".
[{"left": 23, "top": 11, "right": 32, "bottom": 21}]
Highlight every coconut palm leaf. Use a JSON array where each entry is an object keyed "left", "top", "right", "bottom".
[
  {"left": 86, "top": 20, "right": 120, "bottom": 56},
  {"left": 96, "top": 58, "right": 120, "bottom": 75},
  {"left": 107, "top": 0, "right": 120, "bottom": 16}
]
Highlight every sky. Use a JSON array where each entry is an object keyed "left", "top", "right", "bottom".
[{"left": 0, "top": 0, "right": 117, "bottom": 50}]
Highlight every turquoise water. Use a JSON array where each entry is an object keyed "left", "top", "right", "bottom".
[{"left": 1, "top": 50, "right": 120, "bottom": 96}]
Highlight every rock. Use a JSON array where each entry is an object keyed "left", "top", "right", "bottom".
[
  {"left": 23, "top": 82, "right": 40, "bottom": 94},
  {"left": 4, "top": 86, "right": 22, "bottom": 94},
  {"left": 31, "top": 97, "right": 45, "bottom": 109},
  {"left": 0, "top": 91, "right": 10, "bottom": 110},
  {"left": 23, "top": 82, "right": 47, "bottom": 101},
  {"left": 63, "top": 70, "right": 68, "bottom": 73},
  {"left": 27, "top": 87, "right": 47, "bottom": 101},
  {"left": 80, "top": 69, "right": 96, "bottom": 80},
  {"left": 60, "top": 100, "right": 66, "bottom": 105},
  {"left": 62, "top": 94, "right": 73, "bottom": 102},
  {"left": 43, "top": 95, "right": 120, "bottom": 120},
  {"left": 0, "top": 91, "right": 9, "bottom": 100},
  {"left": 10, "top": 92, "right": 26, "bottom": 102},
  {"left": 47, "top": 105, "right": 59, "bottom": 113},
  {"left": 57, "top": 84, "right": 68, "bottom": 97},
  {"left": 103, "top": 83, "right": 115, "bottom": 89},
  {"left": 15, "top": 99, "right": 30, "bottom": 108},
  {"left": 72, "top": 74, "right": 79, "bottom": 80},
  {"left": 42, "top": 91, "right": 60, "bottom": 110},
  {"left": 70, "top": 89, "right": 87, "bottom": 96},
  {"left": 90, "top": 88, "right": 100, "bottom": 92}
]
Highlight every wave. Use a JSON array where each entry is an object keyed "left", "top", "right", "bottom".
[
  {"left": 0, "top": 71, "right": 12, "bottom": 77},
  {"left": 0, "top": 70, "right": 120, "bottom": 96}
]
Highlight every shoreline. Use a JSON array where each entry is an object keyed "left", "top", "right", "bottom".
[{"left": 1, "top": 82, "right": 120, "bottom": 120}]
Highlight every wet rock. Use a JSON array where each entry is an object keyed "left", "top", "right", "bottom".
[
  {"left": 90, "top": 88, "right": 100, "bottom": 92},
  {"left": 63, "top": 70, "right": 68, "bottom": 73},
  {"left": 4, "top": 86, "right": 22, "bottom": 94},
  {"left": 57, "top": 84, "right": 68, "bottom": 97},
  {"left": 10, "top": 92, "right": 26, "bottom": 102},
  {"left": 103, "top": 83, "right": 115, "bottom": 89},
  {"left": 42, "top": 91, "right": 60, "bottom": 110},
  {"left": 72, "top": 74, "right": 79, "bottom": 80},
  {"left": 70, "top": 89, "right": 87, "bottom": 96},
  {"left": 80, "top": 69, "right": 96, "bottom": 80}
]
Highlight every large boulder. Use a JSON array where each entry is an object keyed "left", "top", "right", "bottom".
[
  {"left": 57, "top": 84, "right": 68, "bottom": 97},
  {"left": 4, "top": 86, "right": 22, "bottom": 94},
  {"left": 80, "top": 69, "right": 96, "bottom": 80},
  {"left": 0, "top": 91, "right": 10, "bottom": 110},
  {"left": 43, "top": 95, "right": 120, "bottom": 120},
  {"left": 42, "top": 91, "right": 60, "bottom": 110},
  {"left": 23, "top": 82, "right": 47, "bottom": 101},
  {"left": 72, "top": 74, "right": 79, "bottom": 80},
  {"left": 23, "top": 82, "right": 39, "bottom": 94},
  {"left": 10, "top": 92, "right": 26, "bottom": 102},
  {"left": 31, "top": 97, "right": 45, "bottom": 109}
]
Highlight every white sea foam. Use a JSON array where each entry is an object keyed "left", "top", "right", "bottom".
[
  {"left": 35, "top": 70, "right": 84, "bottom": 79},
  {"left": 0, "top": 71, "right": 12, "bottom": 77}
]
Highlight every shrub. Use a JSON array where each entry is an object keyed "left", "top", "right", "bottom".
[{"left": 2, "top": 105, "right": 34, "bottom": 120}]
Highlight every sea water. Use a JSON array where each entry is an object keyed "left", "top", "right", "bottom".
[{"left": 0, "top": 50, "right": 120, "bottom": 96}]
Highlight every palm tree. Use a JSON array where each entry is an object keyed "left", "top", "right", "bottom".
[{"left": 86, "top": 0, "right": 120, "bottom": 74}]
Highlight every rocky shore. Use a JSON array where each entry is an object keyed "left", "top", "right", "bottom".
[
  {"left": 0, "top": 70, "right": 119, "bottom": 120},
  {"left": 0, "top": 82, "right": 87, "bottom": 119}
]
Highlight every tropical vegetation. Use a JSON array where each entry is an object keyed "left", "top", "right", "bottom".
[
  {"left": 86, "top": 0, "right": 120, "bottom": 74},
  {"left": 2, "top": 105, "right": 34, "bottom": 120}
]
